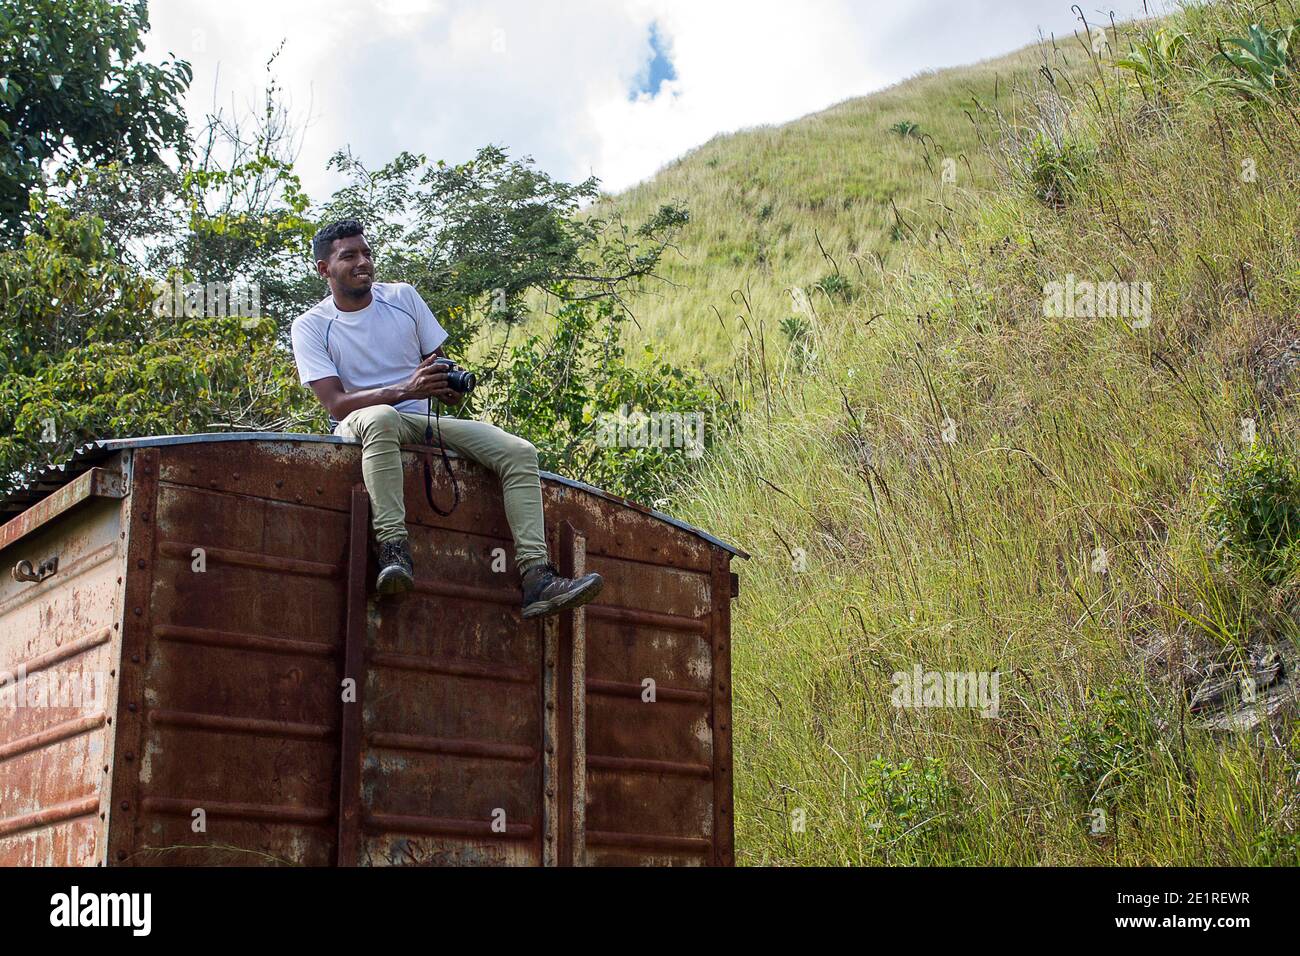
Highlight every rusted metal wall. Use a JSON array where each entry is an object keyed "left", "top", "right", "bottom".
[
  {"left": 1, "top": 436, "right": 740, "bottom": 866},
  {"left": 353, "top": 460, "right": 735, "bottom": 866},
  {"left": 0, "top": 460, "right": 129, "bottom": 865},
  {"left": 108, "top": 442, "right": 353, "bottom": 865}
]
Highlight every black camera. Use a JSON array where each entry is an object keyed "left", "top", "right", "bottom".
[{"left": 433, "top": 357, "right": 476, "bottom": 395}]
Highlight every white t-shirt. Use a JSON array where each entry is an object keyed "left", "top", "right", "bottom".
[{"left": 291, "top": 282, "right": 449, "bottom": 426}]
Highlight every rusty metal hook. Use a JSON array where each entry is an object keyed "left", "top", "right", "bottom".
[{"left": 12, "top": 556, "right": 58, "bottom": 583}]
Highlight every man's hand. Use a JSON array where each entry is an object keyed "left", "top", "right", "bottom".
[{"left": 404, "top": 353, "right": 464, "bottom": 405}]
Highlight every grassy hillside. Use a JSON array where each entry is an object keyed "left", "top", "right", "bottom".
[
  {"left": 588, "top": 0, "right": 1300, "bottom": 865},
  {"left": 584, "top": 35, "right": 1101, "bottom": 373}
]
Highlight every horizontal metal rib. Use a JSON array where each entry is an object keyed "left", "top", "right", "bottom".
[
  {"left": 0, "top": 713, "right": 108, "bottom": 765},
  {"left": 1, "top": 625, "right": 112, "bottom": 678},
  {"left": 158, "top": 540, "right": 342, "bottom": 578},
  {"left": 0, "top": 795, "right": 100, "bottom": 839},
  {"left": 140, "top": 796, "right": 332, "bottom": 825},
  {"left": 155, "top": 623, "right": 336, "bottom": 658},
  {"left": 586, "top": 603, "right": 708, "bottom": 633},
  {"left": 585, "top": 830, "right": 711, "bottom": 853},
  {"left": 411, "top": 578, "right": 520, "bottom": 606},
  {"left": 149, "top": 709, "right": 336, "bottom": 740},
  {"left": 367, "top": 732, "right": 535, "bottom": 762},
  {"left": 586, "top": 679, "right": 710, "bottom": 705},
  {"left": 367, "top": 650, "right": 532, "bottom": 684},
  {"left": 587, "top": 754, "right": 713, "bottom": 778},
  {"left": 364, "top": 811, "right": 535, "bottom": 840}
]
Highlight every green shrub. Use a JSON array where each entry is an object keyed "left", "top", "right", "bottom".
[
  {"left": 1211, "top": 19, "right": 1300, "bottom": 102},
  {"left": 855, "top": 756, "right": 966, "bottom": 860},
  {"left": 1052, "top": 680, "right": 1154, "bottom": 812},
  {"left": 1251, "top": 823, "right": 1300, "bottom": 865},
  {"left": 815, "top": 270, "right": 856, "bottom": 303},
  {"left": 1116, "top": 28, "right": 1190, "bottom": 88},
  {"left": 1206, "top": 443, "right": 1300, "bottom": 584},
  {"left": 779, "top": 315, "right": 814, "bottom": 371},
  {"left": 1021, "top": 133, "right": 1096, "bottom": 207}
]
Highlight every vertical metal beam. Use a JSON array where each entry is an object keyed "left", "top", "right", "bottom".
[
  {"left": 106, "top": 447, "right": 159, "bottom": 867},
  {"left": 562, "top": 521, "right": 588, "bottom": 866},
  {"left": 709, "top": 549, "right": 735, "bottom": 866},
  {"left": 336, "top": 483, "right": 370, "bottom": 866},
  {"left": 541, "top": 613, "right": 560, "bottom": 866}
]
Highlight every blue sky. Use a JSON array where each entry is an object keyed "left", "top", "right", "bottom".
[
  {"left": 141, "top": 0, "right": 1159, "bottom": 203},
  {"left": 631, "top": 22, "right": 677, "bottom": 100}
]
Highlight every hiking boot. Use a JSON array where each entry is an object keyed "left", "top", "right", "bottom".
[
  {"left": 520, "top": 561, "right": 603, "bottom": 620},
  {"left": 374, "top": 538, "right": 415, "bottom": 595}
]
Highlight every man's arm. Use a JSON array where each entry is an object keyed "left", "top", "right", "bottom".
[{"left": 310, "top": 352, "right": 461, "bottom": 420}]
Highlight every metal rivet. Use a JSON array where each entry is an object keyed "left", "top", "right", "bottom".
[
  {"left": 546, "top": 834, "right": 554, "bottom": 842},
  {"left": 117, "top": 851, "right": 126, "bottom": 861},
  {"left": 316, "top": 486, "right": 323, "bottom": 494},
  {"left": 545, "top": 745, "right": 554, "bottom": 754},
  {"left": 133, "top": 607, "right": 142, "bottom": 616},
  {"left": 131, "top": 655, "right": 140, "bottom": 664},
  {"left": 190, "top": 466, "right": 197, "bottom": 473},
  {"left": 120, "top": 802, "right": 129, "bottom": 811},
  {"left": 210, "top": 480, "right": 218, "bottom": 488},
  {"left": 546, "top": 788, "right": 554, "bottom": 797},
  {"left": 275, "top": 479, "right": 284, "bottom": 488},
  {"left": 546, "top": 701, "right": 554, "bottom": 711},
  {"left": 125, "top": 753, "right": 134, "bottom": 761},
  {"left": 296, "top": 496, "right": 303, "bottom": 503},
  {"left": 137, "top": 559, "right": 145, "bottom": 568},
  {"left": 233, "top": 473, "right": 240, "bottom": 480},
  {"left": 127, "top": 703, "right": 137, "bottom": 713}
]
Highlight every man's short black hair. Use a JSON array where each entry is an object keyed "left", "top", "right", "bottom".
[{"left": 312, "top": 219, "right": 366, "bottom": 264}]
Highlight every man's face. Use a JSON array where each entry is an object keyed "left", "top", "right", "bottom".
[{"left": 319, "top": 234, "right": 374, "bottom": 297}]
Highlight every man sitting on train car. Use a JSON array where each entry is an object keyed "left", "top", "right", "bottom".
[{"left": 291, "top": 219, "right": 603, "bottom": 619}]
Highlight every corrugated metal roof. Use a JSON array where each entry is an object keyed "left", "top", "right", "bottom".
[{"left": 0, "top": 433, "right": 749, "bottom": 559}]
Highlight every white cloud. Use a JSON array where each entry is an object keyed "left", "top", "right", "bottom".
[{"left": 141, "top": 0, "right": 1155, "bottom": 202}]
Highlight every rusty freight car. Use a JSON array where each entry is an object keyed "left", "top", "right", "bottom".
[{"left": 0, "top": 433, "right": 747, "bottom": 867}]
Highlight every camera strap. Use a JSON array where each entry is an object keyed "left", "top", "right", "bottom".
[{"left": 422, "top": 399, "right": 460, "bottom": 517}]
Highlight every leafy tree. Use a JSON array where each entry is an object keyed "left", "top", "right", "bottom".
[
  {"left": 317, "top": 145, "right": 689, "bottom": 354},
  {"left": 0, "top": 200, "right": 314, "bottom": 494},
  {"left": 1, "top": 44, "right": 709, "bottom": 505},
  {"left": 0, "top": 0, "right": 192, "bottom": 242},
  {"left": 53, "top": 53, "right": 318, "bottom": 341},
  {"left": 477, "top": 294, "right": 734, "bottom": 500}
]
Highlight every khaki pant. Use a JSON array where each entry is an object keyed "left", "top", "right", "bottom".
[{"left": 333, "top": 405, "right": 549, "bottom": 575}]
